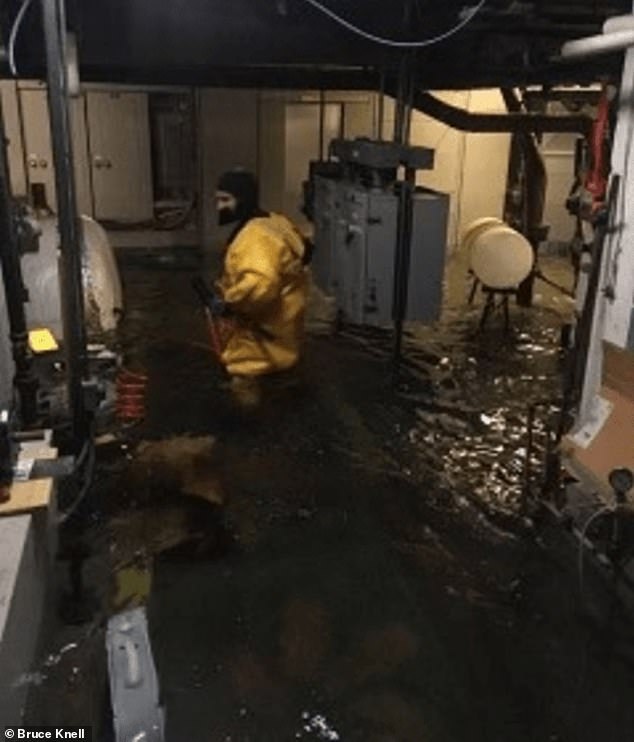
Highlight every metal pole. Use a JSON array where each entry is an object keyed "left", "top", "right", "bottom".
[
  {"left": 403, "top": 69, "right": 414, "bottom": 145},
  {"left": 393, "top": 55, "right": 407, "bottom": 144},
  {"left": 377, "top": 69, "right": 386, "bottom": 141},
  {"left": 318, "top": 89, "right": 325, "bottom": 161},
  {"left": 392, "top": 54, "right": 416, "bottom": 371},
  {"left": 0, "top": 97, "right": 38, "bottom": 425},
  {"left": 392, "top": 166, "right": 416, "bottom": 369},
  {"left": 41, "top": 0, "right": 88, "bottom": 444}
]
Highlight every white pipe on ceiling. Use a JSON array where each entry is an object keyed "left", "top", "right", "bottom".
[
  {"left": 603, "top": 14, "right": 634, "bottom": 34},
  {"left": 561, "top": 28, "right": 634, "bottom": 60}
]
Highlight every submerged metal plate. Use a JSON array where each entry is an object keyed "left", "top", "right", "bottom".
[{"left": 107, "top": 607, "right": 165, "bottom": 742}]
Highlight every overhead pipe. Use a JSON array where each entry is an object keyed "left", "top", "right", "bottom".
[
  {"left": 560, "top": 14, "right": 634, "bottom": 60},
  {"left": 561, "top": 29, "right": 634, "bottom": 60},
  {"left": 412, "top": 91, "right": 593, "bottom": 135},
  {"left": 604, "top": 15, "right": 634, "bottom": 34},
  {"left": 500, "top": 87, "right": 548, "bottom": 308},
  {"left": 41, "top": 0, "right": 89, "bottom": 445}
]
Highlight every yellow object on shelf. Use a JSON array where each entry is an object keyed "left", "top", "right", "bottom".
[{"left": 28, "top": 328, "right": 59, "bottom": 353}]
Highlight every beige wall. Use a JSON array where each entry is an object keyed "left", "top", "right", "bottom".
[
  {"left": 258, "top": 97, "right": 286, "bottom": 216},
  {"left": 198, "top": 88, "right": 259, "bottom": 245},
  {"left": 258, "top": 90, "right": 375, "bottom": 223},
  {"left": 457, "top": 89, "right": 511, "bottom": 244},
  {"left": 0, "top": 81, "right": 27, "bottom": 197},
  {"left": 382, "top": 91, "right": 470, "bottom": 251},
  {"left": 381, "top": 89, "right": 511, "bottom": 252},
  {"left": 540, "top": 130, "right": 577, "bottom": 246}
]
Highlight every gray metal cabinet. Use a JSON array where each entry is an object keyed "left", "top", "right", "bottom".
[
  {"left": 86, "top": 91, "right": 153, "bottom": 222},
  {"left": 408, "top": 190, "right": 450, "bottom": 323},
  {"left": 312, "top": 176, "right": 339, "bottom": 291},
  {"left": 340, "top": 186, "right": 400, "bottom": 327},
  {"left": 312, "top": 179, "right": 448, "bottom": 327},
  {"left": 340, "top": 188, "right": 367, "bottom": 324}
]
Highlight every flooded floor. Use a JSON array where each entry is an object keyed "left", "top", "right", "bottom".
[{"left": 25, "top": 250, "right": 634, "bottom": 741}]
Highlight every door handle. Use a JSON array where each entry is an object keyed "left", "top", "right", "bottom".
[
  {"left": 93, "top": 156, "right": 111, "bottom": 169},
  {"left": 28, "top": 155, "right": 38, "bottom": 169}
]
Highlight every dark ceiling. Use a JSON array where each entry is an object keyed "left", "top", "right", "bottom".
[{"left": 2, "top": 0, "right": 632, "bottom": 89}]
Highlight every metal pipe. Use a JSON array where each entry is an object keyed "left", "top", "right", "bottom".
[
  {"left": 377, "top": 68, "right": 386, "bottom": 141},
  {"left": 561, "top": 29, "right": 634, "bottom": 60},
  {"left": 403, "top": 66, "right": 414, "bottom": 146},
  {"left": 393, "top": 67, "right": 405, "bottom": 144},
  {"left": 392, "top": 167, "right": 416, "bottom": 369},
  {"left": 318, "top": 89, "right": 325, "bottom": 161},
  {"left": 0, "top": 96, "right": 38, "bottom": 425},
  {"left": 41, "top": 0, "right": 89, "bottom": 444},
  {"left": 413, "top": 91, "right": 593, "bottom": 134}
]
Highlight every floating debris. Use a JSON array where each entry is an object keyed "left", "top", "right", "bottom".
[{"left": 300, "top": 711, "right": 340, "bottom": 741}]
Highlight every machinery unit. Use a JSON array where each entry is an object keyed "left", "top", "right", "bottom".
[
  {"left": 21, "top": 213, "right": 123, "bottom": 342},
  {"left": 310, "top": 139, "right": 449, "bottom": 328},
  {"left": 336, "top": 184, "right": 398, "bottom": 326},
  {"left": 11, "top": 210, "right": 125, "bottom": 428},
  {"left": 311, "top": 173, "right": 343, "bottom": 292}
]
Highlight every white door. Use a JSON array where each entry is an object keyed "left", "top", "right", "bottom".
[
  {"left": 86, "top": 91, "right": 153, "bottom": 223},
  {"left": 284, "top": 103, "right": 342, "bottom": 228},
  {"left": 20, "top": 87, "right": 93, "bottom": 215}
]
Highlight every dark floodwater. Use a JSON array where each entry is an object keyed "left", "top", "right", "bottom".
[{"left": 25, "top": 253, "right": 634, "bottom": 741}]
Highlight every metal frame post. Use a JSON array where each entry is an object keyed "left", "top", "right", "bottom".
[
  {"left": 41, "top": 0, "right": 89, "bottom": 444},
  {"left": 392, "top": 166, "right": 416, "bottom": 366},
  {"left": 392, "top": 54, "right": 416, "bottom": 368}
]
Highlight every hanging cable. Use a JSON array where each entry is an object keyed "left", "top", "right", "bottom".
[
  {"left": 577, "top": 504, "right": 617, "bottom": 595},
  {"left": 8, "top": 0, "right": 35, "bottom": 77},
  {"left": 57, "top": 441, "right": 96, "bottom": 525},
  {"left": 300, "top": 0, "right": 486, "bottom": 48}
]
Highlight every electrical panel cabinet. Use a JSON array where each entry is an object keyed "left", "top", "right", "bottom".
[
  {"left": 340, "top": 186, "right": 398, "bottom": 327},
  {"left": 312, "top": 176, "right": 341, "bottom": 292},
  {"left": 312, "top": 175, "right": 448, "bottom": 327}
]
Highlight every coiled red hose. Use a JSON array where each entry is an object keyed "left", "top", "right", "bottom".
[{"left": 116, "top": 368, "right": 148, "bottom": 422}]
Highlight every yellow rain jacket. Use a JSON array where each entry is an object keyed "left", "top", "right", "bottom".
[{"left": 218, "top": 213, "right": 308, "bottom": 377}]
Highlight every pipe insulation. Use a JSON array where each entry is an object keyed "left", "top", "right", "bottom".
[
  {"left": 603, "top": 15, "right": 634, "bottom": 34},
  {"left": 561, "top": 29, "right": 634, "bottom": 60}
]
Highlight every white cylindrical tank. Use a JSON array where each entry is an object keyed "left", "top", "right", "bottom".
[
  {"left": 462, "top": 218, "right": 534, "bottom": 290},
  {"left": 21, "top": 215, "right": 123, "bottom": 340},
  {"left": 461, "top": 217, "right": 505, "bottom": 254}
]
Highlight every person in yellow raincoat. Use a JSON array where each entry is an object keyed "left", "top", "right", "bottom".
[{"left": 214, "top": 169, "right": 309, "bottom": 407}]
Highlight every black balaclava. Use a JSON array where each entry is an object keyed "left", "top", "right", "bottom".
[{"left": 217, "top": 170, "right": 261, "bottom": 227}]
